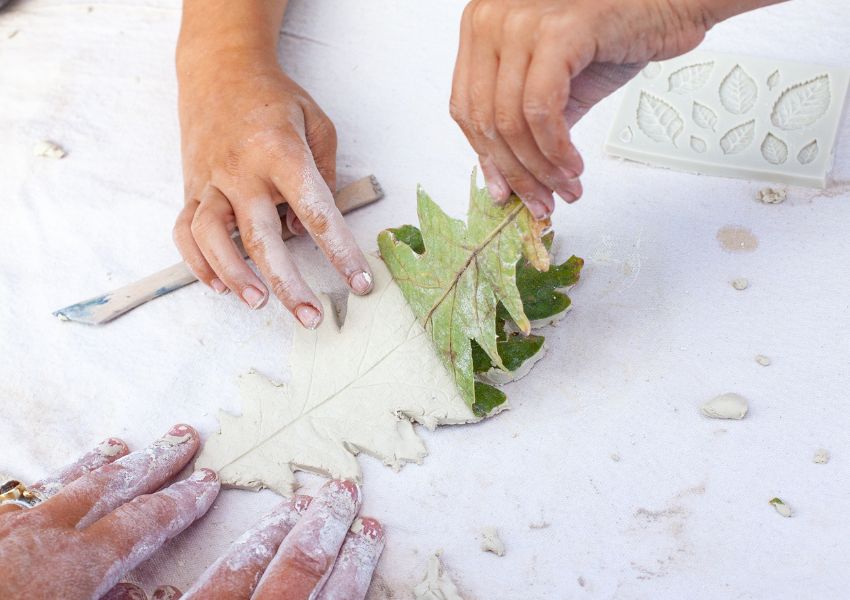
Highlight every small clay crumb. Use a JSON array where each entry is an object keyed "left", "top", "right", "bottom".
[
  {"left": 33, "top": 140, "right": 67, "bottom": 159},
  {"left": 757, "top": 188, "right": 787, "bottom": 204},
  {"left": 578, "top": 576, "right": 587, "bottom": 588},
  {"left": 813, "top": 449, "right": 830, "bottom": 464},
  {"left": 529, "top": 520, "right": 550, "bottom": 530},
  {"left": 701, "top": 393, "right": 749, "bottom": 420},
  {"left": 479, "top": 527, "right": 505, "bottom": 556},
  {"left": 610, "top": 453, "right": 621, "bottom": 462},
  {"left": 8, "top": 29, "right": 20, "bottom": 39},
  {"left": 769, "top": 497, "right": 792, "bottom": 518},
  {"left": 732, "top": 278, "right": 749, "bottom": 290},
  {"left": 755, "top": 355, "right": 771, "bottom": 366}
]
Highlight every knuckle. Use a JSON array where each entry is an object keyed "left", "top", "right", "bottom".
[
  {"left": 470, "top": 0, "right": 497, "bottom": 32},
  {"left": 522, "top": 98, "right": 551, "bottom": 125},
  {"left": 494, "top": 109, "right": 524, "bottom": 138},
  {"left": 269, "top": 277, "right": 299, "bottom": 305},
  {"left": 449, "top": 97, "right": 468, "bottom": 127},
  {"left": 296, "top": 201, "right": 332, "bottom": 236}
]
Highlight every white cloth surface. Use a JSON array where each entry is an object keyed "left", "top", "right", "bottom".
[{"left": 1, "top": 1, "right": 850, "bottom": 598}]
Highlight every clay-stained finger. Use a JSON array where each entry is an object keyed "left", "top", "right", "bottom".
[
  {"left": 315, "top": 517, "right": 385, "bottom": 600},
  {"left": 192, "top": 186, "right": 269, "bottom": 307},
  {"left": 182, "top": 495, "right": 312, "bottom": 600},
  {"left": 29, "top": 438, "right": 129, "bottom": 499},
  {"left": 152, "top": 585, "right": 183, "bottom": 599},
  {"left": 174, "top": 200, "right": 223, "bottom": 293},
  {"left": 269, "top": 156, "right": 373, "bottom": 298},
  {"left": 38, "top": 425, "right": 200, "bottom": 529},
  {"left": 86, "top": 469, "right": 220, "bottom": 599},
  {"left": 252, "top": 480, "right": 361, "bottom": 600},
  {"left": 235, "top": 198, "right": 324, "bottom": 329},
  {"left": 101, "top": 582, "right": 148, "bottom": 600}
]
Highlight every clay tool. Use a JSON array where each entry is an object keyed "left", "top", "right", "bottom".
[{"left": 54, "top": 175, "right": 384, "bottom": 325}]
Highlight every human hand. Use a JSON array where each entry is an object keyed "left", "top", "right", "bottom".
[
  {"left": 174, "top": 12, "right": 373, "bottom": 330},
  {"left": 450, "top": 0, "right": 719, "bottom": 218},
  {"left": 0, "top": 425, "right": 219, "bottom": 599},
  {"left": 180, "top": 479, "right": 383, "bottom": 600},
  {"left": 0, "top": 427, "right": 384, "bottom": 600}
]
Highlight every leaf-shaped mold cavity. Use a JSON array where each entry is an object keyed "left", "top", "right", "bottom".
[
  {"left": 720, "top": 120, "right": 755, "bottom": 155},
  {"left": 761, "top": 133, "right": 788, "bottom": 165},
  {"left": 797, "top": 139, "right": 819, "bottom": 165},
  {"left": 642, "top": 62, "right": 662, "bottom": 79},
  {"left": 690, "top": 136, "right": 707, "bottom": 153},
  {"left": 668, "top": 62, "right": 714, "bottom": 93},
  {"left": 767, "top": 70, "right": 780, "bottom": 90},
  {"left": 692, "top": 101, "right": 718, "bottom": 131},
  {"left": 719, "top": 65, "right": 758, "bottom": 115},
  {"left": 636, "top": 92, "right": 683, "bottom": 145},
  {"left": 771, "top": 74, "right": 831, "bottom": 130}
]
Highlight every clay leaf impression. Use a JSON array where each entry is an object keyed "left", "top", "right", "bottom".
[
  {"left": 636, "top": 92, "right": 683, "bottom": 144},
  {"left": 719, "top": 65, "right": 758, "bottom": 115},
  {"left": 196, "top": 255, "right": 476, "bottom": 494},
  {"left": 379, "top": 173, "right": 565, "bottom": 416},
  {"left": 720, "top": 120, "right": 755, "bottom": 155},
  {"left": 771, "top": 74, "right": 831, "bottom": 130}
]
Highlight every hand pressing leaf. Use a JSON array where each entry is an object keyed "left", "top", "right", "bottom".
[
  {"left": 196, "top": 255, "right": 476, "bottom": 495},
  {"left": 378, "top": 172, "right": 554, "bottom": 416}
]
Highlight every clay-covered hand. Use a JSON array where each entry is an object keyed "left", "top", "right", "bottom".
[
  {"left": 174, "top": 3, "right": 373, "bottom": 329},
  {"left": 0, "top": 429, "right": 384, "bottom": 600},
  {"left": 450, "top": 0, "right": 720, "bottom": 218},
  {"left": 179, "top": 479, "right": 384, "bottom": 600},
  {"left": 0, "top": 425, "right": 220, "bottom": 599}
]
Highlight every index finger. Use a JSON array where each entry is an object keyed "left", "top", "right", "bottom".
[{"left": 270, "top": 153, "right": 374, "bottom": 297}]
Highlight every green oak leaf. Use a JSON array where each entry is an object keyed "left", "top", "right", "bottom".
[{"left": 378, "top": 171, "right": 551, "bottom": 416}]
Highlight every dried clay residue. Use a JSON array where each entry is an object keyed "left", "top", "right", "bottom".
[{"left": 716, "top": 226, "right": 758, "bottom": 253}]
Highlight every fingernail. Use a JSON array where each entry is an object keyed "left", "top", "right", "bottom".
[
  {"left": 526, "top": 200, "right": 549, "bottom": 220},
  {"left": 352, "top": 516, "right": 385, "bottom": 542},
  {"left": 294, "top": 494, "right": 313, "bottom": 513},
  {"left": 486, "top": 180, "right": 507, "bottom": 202},
  {"left": 327, "top": 479, "right": 361, "bottom": 504},
  {"left": 97, "top": 438, "right": 128, "bottom": 457},
  {"left": 556, "top": 188, "right": 578, "bottom": 203},
  {"left": 295, "top": 304, "right": 322, "bottom": 329},
  {"left": 152, "top": 586, "right": 182, "bottom": 600},
  {"left": 167, "top": 424, "right": 192, "bottom": 437},
  {"left": 242, "top": 286, "right": 266, "bottom": 309},
  {"left": 190, "top": 468, "right": 218, "bottom": 483},
  {"left": 211, "top": 278, "right": 229, "bottom": 295},
  {"left": 349, "top": 270, "right": 373, "bottom": 295}
]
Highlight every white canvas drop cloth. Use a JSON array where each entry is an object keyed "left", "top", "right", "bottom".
[{"left": 2, "top": 1, "right": 850, "bottom": 598}]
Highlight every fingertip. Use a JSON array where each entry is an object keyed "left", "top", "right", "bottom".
[
  {"left": 354, "top": 517, "right": 384, "bottom": 542},
  {"left": 97, "top": 438, "right": 130, "bottom": 459},
  {"left": 151, "top": 585, "right": 182, "bottom": 600},
  {"left": 349, "top": 270, "right": 373, "bottom": 296},
  {"left": 295, "top": 304, "right": 323, "bottom": 330},
  {"left": 241, "top": 285, "right": 268, "bottom": 310},
  {"left": 210, "top": 278, "right": 229, "bottom": 295},
  {"left": 163, "top": 424, "right": 199, "bottom": 443},
  {"left": 325, "top": 478, "right": 361, "bottom": 506},
  {"left": 189, "top": 468, "right": 219, "bottom": 484}
]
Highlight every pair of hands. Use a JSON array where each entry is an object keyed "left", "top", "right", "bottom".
[
  {"left": 0, "top": 425, "right": 383, "bottom": 600},
  {"left": 173, "top": 0, "right": 759, "bottom": 324}
]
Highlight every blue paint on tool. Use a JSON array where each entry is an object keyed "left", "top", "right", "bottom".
[{"left": 52, "top": 294, "right": 111, "bottom": 322}]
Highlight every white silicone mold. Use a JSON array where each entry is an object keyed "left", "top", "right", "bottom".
[{"left": 604, "top": 51, "right": 850, "bottom": 188}]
